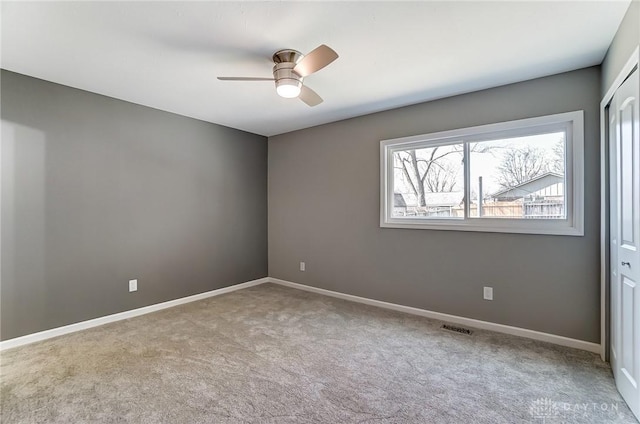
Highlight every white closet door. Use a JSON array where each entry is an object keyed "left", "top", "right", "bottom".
[{"left": 610, "top": 67, "right": 640, "bottom": 421}]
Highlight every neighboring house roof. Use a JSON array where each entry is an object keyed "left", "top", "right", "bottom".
[
  {"left": 394, "top": 193, "right": 407, "bottom": 207},
  {"left": 491, "top": 172, "right": 563, "bottom": 200}
]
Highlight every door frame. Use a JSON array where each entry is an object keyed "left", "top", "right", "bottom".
[{"left": 600, "top": 45, "right": 640, "bottom": 361}]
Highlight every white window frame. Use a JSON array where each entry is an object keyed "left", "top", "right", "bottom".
[{"left": 380, "top": 111, "right": 584, "bottom": 236}]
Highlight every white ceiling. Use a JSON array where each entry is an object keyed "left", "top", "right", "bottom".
[{"left": 1, "top": 1, "right": 631, "bottom": 136}]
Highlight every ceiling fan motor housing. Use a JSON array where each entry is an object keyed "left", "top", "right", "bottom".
[
  {"left": 273, "top": 62, "right": 302, "bottom": 84},
  {"left": 272, "top": 50, "right": 304, "bottom": 98}
]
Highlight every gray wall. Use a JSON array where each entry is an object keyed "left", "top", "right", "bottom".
[
  {"left": 1, "top": 70, "right": 268, "bottom": 340},
  {"left": 269, "top": 67, "right": 601, "bottom": 343},
  {"left": 602, "top": 0, "right": 639, "bottom": 95}
]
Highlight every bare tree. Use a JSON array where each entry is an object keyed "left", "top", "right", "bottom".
[
  {"left": 425, "top": 163, "right": 457, "bottom": 193},
  {"left": 550, "top": 138, "right": 565, "bottom": 174},
  {"left": 394, "top": 146, "right": 462, "bottom": 206},
  {"left": 393, "top": 143, "right": 495, "bottom": 206},
  {"left": 497, "top": 146, "right": 548, "bottom": 189}
]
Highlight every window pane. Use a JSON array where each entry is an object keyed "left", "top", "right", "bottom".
[
  {"left": 469, "top": 132, "right": 566, "bottom": 219},
  {"left": 392, "top": 143, "right": 464, "bottom": 218}
]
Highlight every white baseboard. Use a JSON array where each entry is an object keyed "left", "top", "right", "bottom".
[
  {"left": 268, "top": 278, "right": 601, "bottom": 354},
  {"left": 0, "top": 277, "right": 269, "bottom": 351},
  {"left": 1, "top": 276, "right": 601, "bottom": 355}
]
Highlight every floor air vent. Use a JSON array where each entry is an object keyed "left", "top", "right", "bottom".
[{"left": 441, "top": 324, "right": 473, "bottom": 335}]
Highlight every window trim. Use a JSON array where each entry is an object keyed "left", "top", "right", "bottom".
[{"left": 380, "top": 111, "right": 584, "bottom": 236}]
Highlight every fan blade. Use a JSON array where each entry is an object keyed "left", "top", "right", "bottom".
[
  {"left": 217, "top": 77, "right": 275, "bottom": 81},
  {"left": 293, "top": 45, "right": 338, "bottom": 77},
  {"left": 299, "top": 85, "right": 323, "bottom": 107}
]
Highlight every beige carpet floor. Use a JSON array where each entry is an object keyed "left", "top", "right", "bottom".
[{"left": 0, "top": 283, "right": 637, "bottom": 423}]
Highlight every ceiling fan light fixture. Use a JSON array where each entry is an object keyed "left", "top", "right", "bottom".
[
  {"left": 218, "top": 44, "right": 338, "bottom": 106},
  {"left": 275, "top": 79, "right": 302, "bottom": 98}
]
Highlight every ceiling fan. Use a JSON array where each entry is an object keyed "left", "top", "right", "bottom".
[{"left": 217, "top": 44, "right": 338, "bottom": 107}]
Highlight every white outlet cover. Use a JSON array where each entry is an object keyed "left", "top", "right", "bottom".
[
  {"left": 483, "top": 286, "right": 493, "bottom": 300},
  {"left": 300, "top": 262, "right": 305, "bottom": 272},
  {"left": 129, "top": 279, "right": 138, "bottom": 292}
]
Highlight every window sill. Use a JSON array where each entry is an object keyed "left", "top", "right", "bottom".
[{"left": 380, "top": 218, "right": 584, "bottom": 236}]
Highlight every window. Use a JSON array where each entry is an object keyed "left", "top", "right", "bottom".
[{"left": 380, "top": 111, "right": 584, "bottom": 235}]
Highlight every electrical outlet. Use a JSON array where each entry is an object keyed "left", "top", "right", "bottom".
[
  {"left": 483, "top": 286, "right": 493, "bottom": 300},
  {"left": 300, "top": 262, "right": 306, "bottom": 272},
  {"left": 129, "top": 279, "right": 138, "bottom": 292}
]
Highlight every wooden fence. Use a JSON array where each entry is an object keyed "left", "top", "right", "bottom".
[{"left": 396, "top": 200, "right": 564, "bottom": 219}]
